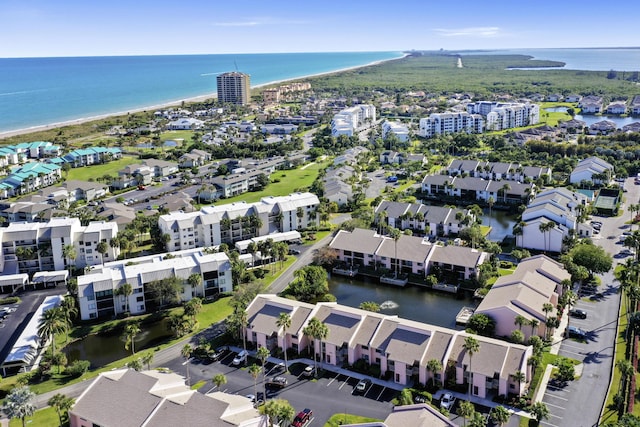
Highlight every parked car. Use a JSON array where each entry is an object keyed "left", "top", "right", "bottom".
[
  {"left": 288, "top": 248, "right": 301, "bottom": 255},
  {"left": 232, "top": 350, "right": 248, "bottom": 365},
  {"left": 266, "top": 376, "right": 288, "bottom": 389},
  {"left": 566, "top": 325, "right": 587, "bottom": 339},
  {"left": 569, "top": 309, "right": 587, "bottom": 319},
  {"left": 354, "top": 378, "right": 372, "bottom": 394},
  {"left": 292, "top": 409, "right": 313, "bottom": 427},
  {"left": 440, "top": 392, "right": 456, "bottom": 410},
  {"left": 301, "top": 365, "right": 315, "bottom": 377}
]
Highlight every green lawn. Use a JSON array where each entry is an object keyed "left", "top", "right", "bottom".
[
  {"left": 9, "top": 406, "right": 61, "bottom": 427},
  {"left": 160, "top": 130, "right": 193, "bottom": 143},
  {"left": 325, "top": 414, "right": 382, "bottom": 427},
  {"left": 206, "top": 162, "right": 328, "bottom": 205},
  {"left": 66, "top": 156, "right": 140, "bottom": 181}
]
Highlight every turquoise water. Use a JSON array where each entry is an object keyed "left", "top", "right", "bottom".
[{"left": 0, "top": 52, "right": 401, "bottom": 133}]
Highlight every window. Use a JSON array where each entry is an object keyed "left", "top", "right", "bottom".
[
  {"left": 510, "top": 383, "right": 515, "bottom": 389},
  {"left": 87, "top": 294, "right": 95, "bottom": 301},
  {"left": 136, "top": 296, "right": 143, "bottom": 302},
  {"left": 85, "top": 242, "right": 91, "bottom": 246},
  {"left": 134, "top": 288, "right": 142, "bottom": 294},
  {"left": 88, "top": 303, "right": 96, "bottom": 310},
  {"left": 361, "top": 345, "right": 368, "bottom": 350},
  {"left": 89, "top": 313, "right": 97, "bottom": 319},
  {"left": 138, "top": 305, "right": 144, "bottom": 311}
]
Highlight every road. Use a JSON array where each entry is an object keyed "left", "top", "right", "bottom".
[{"left": 540, "top": 177, "right": 639, "bottom": 427}]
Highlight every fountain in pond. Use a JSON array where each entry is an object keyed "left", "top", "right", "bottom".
[{"left": 380, "top": 300, "right": 399, "bottom": 310}]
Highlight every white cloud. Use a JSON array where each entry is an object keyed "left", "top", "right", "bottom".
[
  {"left": 213, "top": 17, "right": 308, "bottom": 27},
  {"left": 433, "top": 27, "right": 501, "bottom": 38}
]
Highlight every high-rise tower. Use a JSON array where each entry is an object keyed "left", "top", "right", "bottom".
[{"left": 216, "top": 72, "right": 251, "bottom": 105}]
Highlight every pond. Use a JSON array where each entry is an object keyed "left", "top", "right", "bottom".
[
  {"left": 479, "top": 209, "right": 518, "bottom": 242},
  {"left": 328, "top": 276, "right": 476, "bottom": 329},
  {"left": 544, "top": 107, "right": 640, "bottom": 128},
  {"left": 136, "top": 140, "right": 179, "bottom": 149},
  {"left": 65, "top": 318, "right": 172, "bottom": 367}
]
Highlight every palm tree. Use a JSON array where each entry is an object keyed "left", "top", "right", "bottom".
[
  {"left": 529, "top": 318, "right": 540, "bottom": 337},
  {"left": 303, "top": 317, "right": 329, "bottom": 377},
  {"left": 188, "top": 273, "right": 203, "bottom": 298},
  {"left": 499, "top": 183, "right": 511, "bottom": 204},
  {"left": 514, "top": 315, "right": 527, "bottom": 331},
  {"left": 542, "top": 303, "right": 554, "bottom": 339},
  {"left": 529, "top": 402, "right": 550, "bottom": 425},
  {"left": 468, "top": 411, "right": 487, "bottom": 427},
  {"left": 389, "top": 227, "right": 402, "bottom": 278},
  {"left": 487, "top": 196, "right": 494, "bottom": 226},
  {"left": 38, "top": 307, "right": 67, "bottom": 356},
  {"left": 463, "top": 335, "right": 480, "bottom": 400},
  {"left": 248, "top": 364, "right": 261, "bottom": 402},
  {"left": 212, "top": 373, "right": 227, "bottom": 390},
  {"left": 457, "top": 400, "right": 474, "bottom": 427},
  {"left": 490, "top": 405, "right": 511, "bottom": 426},
  {"left": 59, "top": 296, "right": 77, "bottom": 344},
  {"left": 181, "top": 344, "right": 193, "bottom": 386},
  {"left": 48, "top": 393, "right": 75, "bottom": 427},
  {"left": 247, "top": 241, "right": 258, "bottom": 267},
  {"left": 62, "top": 244, "right": 77, "bottom": 275},
  {"left": 426, "top": 359, "right": 443, "bottom": 386},
  {"left": 617, "top": 359, "right": 635, "bottom": 397},
  {"left": 511, "top": 370, "right": 526, "bottom": 395},
  {"left": 276, "top": 312, "right": 292, "bottom": 373},
  {"left": 2, "top": 386, "right": 36, "bottom": 427},
  {"left": 538, "top": 221, "right": 556, "bottom": 253},
  {"left": 257, "top": 346, "right": 271, "bottom": 400},
  {"left": 142, "top": 352, "right": 154, "bottom": 370},
  {"left": 96, "top": 241, "right": 109, "bottom": 265},
  {"left": 123, "top": 322, "right": 141, "bottom": 354},
  {"left": 116, "top": 283, "right": 133, "bottom": 314}
]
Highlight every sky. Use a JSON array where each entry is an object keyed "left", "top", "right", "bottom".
[{"left": 2, "top": 0, "right": 640, "bottom": 58}]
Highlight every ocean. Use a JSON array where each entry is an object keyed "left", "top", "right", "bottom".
[{"left": 0, "top": 51, "right": 401, "bottom": 135}]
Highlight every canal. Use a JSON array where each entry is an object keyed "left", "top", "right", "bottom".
[{"left": 328, "top": 275, "right": 477, "bottom": 329}]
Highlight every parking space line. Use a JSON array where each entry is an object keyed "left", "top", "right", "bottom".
[
  {"left": 562, "top": 343, "right": 586, "bottom": 351},
  {"left": 540, "top": 422, "right": 560, "bottom": 427},
  {"left": 549, "top": 413, "right": 563, "bottom": 419},
  {"left": 376, "top": 387, "right": 385, "bottom": 401},
  {"left": 327, "top": 373, "right": 340, "bottom": 386},
  {"left": 545, "top": 386, "right": 569, "bottom": 394},
  {"left": 338, "top": 378, "right": 349, "bottom": 390},
  {"left": 544, "top": 402, "right": 565, "bottom": 409},
  {"left": 544, "top": 393, "right": 568, "bottom": 401},
  {"left": 559, "top": 349, "right": 584, "bottom": 358}
]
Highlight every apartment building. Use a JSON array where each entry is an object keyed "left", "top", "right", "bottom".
[
  {"left": 331, "top": 105, "right": 376, "bottom": 137},
  {"left": 0, "top": 217, "right": 119, "bottom": 275},
  {"left": 0, "top": 162, "right": 62, "bottom": 198},
  {"left": 382, "top": 121, "right": 410, "bottom": 142},
  {"left": 217, "top": 71, "right": 251, "bottom": 105},
  {"left": 421, "top": 175, "right": 535, "bottom": 204},
  {"left": 77, "top": 248, "right": 231, "bottom": 320},
  {"left": 569, "top": 156, "right": 614, "bottom": 185},
  {"left": 329, "top": 228, "right": 488, "bottom": 281},
  {"left": 418, "top": 112, "right": 484, "bottom": 138},
  {"left": 158, "top": 192, "right": 319, "bottom": 251},
  {"left": 374, "top": 200, "right": 473, "bottom": 237},
  {"left": 445, "top": 159, "right": 551, "bottom": 183},
  {"left": 246, "top": 294, "right": 532, "bottom": 397}
]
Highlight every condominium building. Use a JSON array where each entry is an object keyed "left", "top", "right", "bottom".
[
  {"left": 158, "top": 192, "right": 319, "bottom": 251},
  {"left": 466, "top": 102, "right": 539, "bottom": 131},
  {"left": 217, "top": 72, "right": 251, "bottom": 105},
  {"left": 418, "top": 112, "right": 484, "bottom": 138},
  {"left": 0, "top": 218, "right": 119, "bottom": 275},
  {"left": 381, "top": 121, "right": 410, "bottom": 142},
  {"left": 77, "top": 248, "right": 231, "bottom": 320},
  {"left": 246, "top": 294, "right": 532, "bottom": 396},
  {"left": 331, "top": 105, "right": 376, "bottom": 137}
]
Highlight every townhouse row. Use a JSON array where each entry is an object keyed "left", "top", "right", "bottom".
[
  {"left": 331, "top": 105, "right": 377, "bottom": 137},
  {"left": 374, "top": 200, "right": 473, "bottom": 237},
  {"left": 328, "top": 228, "right": 488, "bottom": 280},
  {"left": 246, "top": 294, "right": 532, "bottom": 398},
  {"left": 421, "top": 174, "right": 536, "bottom": 205}
]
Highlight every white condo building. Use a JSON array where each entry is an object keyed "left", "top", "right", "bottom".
[
  {"left": 418, "top": 112, "right": 485, "bottom": 138},
  {"left": 158, "top": 192, "right": 319, "bottom": 252},
  {"left": 382, "top": 121, "right": 410, "bottom": 142},
  {"left": 77, "top": 248, "right": 232, "bottom": 320},
  {"left": 331, "top": 105, "right": 376, "bottom": 137},
  {"left": 466, "top": 102, "right": 539, "bottom": 131},
  {"left": 0, "top": 218, "right": 119, "bottom": 275}
]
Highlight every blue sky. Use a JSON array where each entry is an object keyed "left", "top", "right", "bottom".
[{"left": 1, "top": 0, "right": 639, "bottom": 57}]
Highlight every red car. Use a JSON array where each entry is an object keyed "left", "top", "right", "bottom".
[{"left": 292, "top": 408, "right": 312, "bottom": 427}]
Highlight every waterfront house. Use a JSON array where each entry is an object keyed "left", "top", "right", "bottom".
[
  {"left": 245, "top": 294, "right": 532, "bottom": 397},
  {"left": 166, "top": 117, "right": 204, "bottom": 130},
  {"left": 569, "top": 156, "right": 614, "bottom": 184},
  {"left": 588, "top": 120, "right": 618, "bottom": 135},
  {"left": 374, "top": 200, "right": 471, "bottom": 237},
  {"left": 631, "top": 95, "right": 640, "bottom": 115},
  {"left": 606, "top": 102, "right": 627, "bottom": 115}
]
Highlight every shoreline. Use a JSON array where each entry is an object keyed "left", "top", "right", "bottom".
[{"left": 0, "top": 54, "right": 406, "bottom": 141}]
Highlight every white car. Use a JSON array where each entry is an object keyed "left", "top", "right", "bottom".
[
  {"left": 232, "top": 350, "right": 248, "bottom": 365},
  {"left": 440, "top": 392, "right": 456, "bottom": 410}
]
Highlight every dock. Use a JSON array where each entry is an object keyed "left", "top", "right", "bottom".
[
  {"left": 456, "top": 306, "right": 475, "bottom": 326},
  {"left": 433, "top": 283, "right": 459, "bottom": 293}
]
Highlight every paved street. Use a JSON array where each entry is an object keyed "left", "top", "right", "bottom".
[{"left": 539, "top": 177, "right": 638, "bottom": 427}]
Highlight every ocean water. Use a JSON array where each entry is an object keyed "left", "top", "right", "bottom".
[
  {"left": 460, "top": 47, "right": 640, "bottom": 71},
  {"left": 0, "top": 51, "right": 401, "bottom": 134}
]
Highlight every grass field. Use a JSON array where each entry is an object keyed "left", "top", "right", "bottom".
[
  {"left": 66, "top": 156, "right": 140, "bottom": 181},
  {"left": 9, "top": 406, "right": 61, "bottom": 427}
]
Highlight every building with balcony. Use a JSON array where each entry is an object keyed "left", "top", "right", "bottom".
[
  {"left": 217, "top": 72, "right": 251, "bottom": 105},
  {"left": 418, "top": 112, "right": 484, "bottom": 138},
  {"left": 331, "top": 105, "right": 376, "bottom": 137}
]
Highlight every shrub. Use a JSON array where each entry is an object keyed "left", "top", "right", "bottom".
[
  {"left": 0, "top": 296, "right": 20, "bottom": 305},
  {"left": 66, "top": 360, "right": 90, "bottom": 377}
]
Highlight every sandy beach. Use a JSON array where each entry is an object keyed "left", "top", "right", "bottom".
[{"left": 0, "top": 54, "right": 405, "bottom": 141}]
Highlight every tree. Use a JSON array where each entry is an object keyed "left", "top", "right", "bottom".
[
  {"left": 389, "top": 227, "right": 402, "bottom": 277},
  {"left": 247, "top": 241, "right": 259, "bottom": 267},
  {"left": 490, "top": 405, "right": 511, "bottom": 426},
  {"left": 359, "top": 301, "right": 380, "bottom": 312},
  {"left": 463, "top": 335, "right": 480, "bottom": 400},
  {"left": 276, "top": 312, "right": 292, "bottom": 373},
  {"left": 261, "top": 399, "right": 295, "bottom": 427},
  {"left": 529, "top": 401, "right": 550, "bottom": 424},
  {"left": 466, "top": 313, "right": 495, "bottom": 337},
  {"left": 146, "top": 277, "right": 182, "bottom": 308},
  {"left": 48, "top": 393, "right": 75, "bottom": 427},
  {"left": 469, "top": 410, "right": 487, "bottom": 427},
  {"left": 38, "top": 307, "right": 67, "bottom": 357},
  {"left": 142, "top": 352, "right": 154, "bottom": 370},
  {"left": 116, "top": 283, "right": 133, "bottom": 314},
  {"left": 511, "top": 329, "right": 525, "bottom": 344},
  {"left": 257, "top": 346, "right": 271, "bottom": 399},
  {"left": 184, "top": 297, "right": 203, "bottom": 322},
  {"left": 188, "top": 273, "right": 203, "bottom": 298},
  {"left": 303, "top": 317, "right": 329, "bottom": 377},
  {"left": 96, "top": 241, "right": 109, "bottom": 264},
  {"left": 457, "top": 400, "right": 475, "bottom": 427},
  {"left": 181, "top": 344, "right": 193, "bottom": 386},
  {"left": 288, "top": 265, "right": 329, "bottom": 302},
  {"left": 514, "top": 314, "right": 527, "bottom": 331},
  {"left": 62, "top": 244, "right": 77, "bottom": 274},
  {"left": 123, "top": 322, "right": 141, "bottom": 354},
  {"left": 511, "top": 370, "right": 526, "bottom": 394},
  {"left": 127, "top": 358, "right": 143, "bottom": 371},
  {"left": 569, "top": 243, "right": 613, "bottom": 278},
  {"left": 542, "top": 303, "right": 554, "bottom": 339},
  {"left": 538, "top": 221, "right": 556, "bottom": 253},
  {"left": 555, "top": 357, "right": 575, "bottom": 382},
  {"left": 248, "top": 364, "right": 262, "bottom": 403},
  {"left": 426, "top": 358, "right": 443, "bottom": 386},
  {"left": 529, "top": 318, "right": 540, "bottom": 337},
  {"left": 212, "top": 373, "right": 227, "bottom": 390},
  {"left": 2, "top": 386, "right": 36, "bottom": 427}
]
